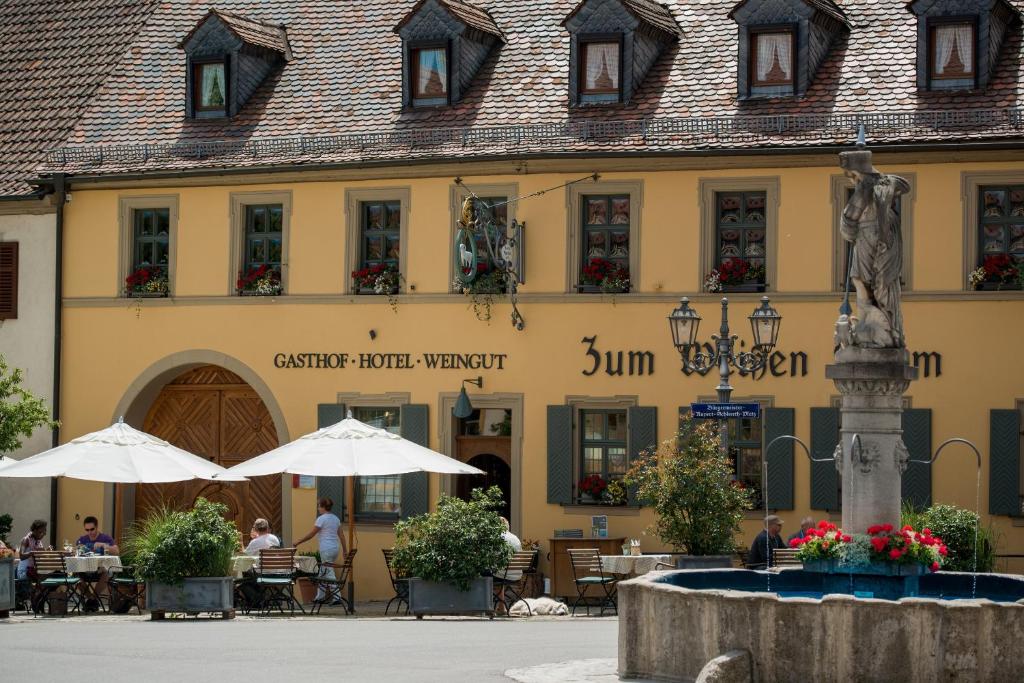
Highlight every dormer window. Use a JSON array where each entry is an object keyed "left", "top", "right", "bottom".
[
  {"left": 930, "top": 21, "right": 976, "bottom": 86},
  {"left": 751, "top": 29, "right": 794, "bottom": 88},
  {"left": 411, "top": 44, "right": 449, "bottom": 106},
  {"left": 193, "top": 61, "right": 228, "bottom": 114},
  {"left": 580, "top": 38, "right": 621, "bottom": 101}
]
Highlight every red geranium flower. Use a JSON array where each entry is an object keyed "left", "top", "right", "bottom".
[
  {"left": 931, "top": 561, "right": 940, "bottom": 572},
  {"left": 889, "top": 549, "right": 902, "bottom": 560}
]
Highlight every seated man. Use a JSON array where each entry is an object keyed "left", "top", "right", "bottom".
[
  {"left": 788, "top": 517, "right": 815, "bottom": 544},
  {"left": 75, "top": 516, "right": 119, "bottom": 612},
  {"left": 244, "top": 518, "right": 280, "bottom": 556},
  {"left": 747, "top": 515, "right": 787, "bottom": 570}
]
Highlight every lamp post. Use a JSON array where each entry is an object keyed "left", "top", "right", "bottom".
[{"left": 667, "top": 296, "right": 782, "bottom": 455}]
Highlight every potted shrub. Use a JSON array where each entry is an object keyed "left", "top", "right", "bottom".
[
  {"left": 902, "top": 504, "right": 996, "bottom": 572},
  {"left": 126, "top": 499, "right": 239, "bottom": 619},
  {"left": 625, "top": 418, "right": 754, "bottom": 569},
  {"left": 0, "top": 540, "right": 14, "bottom": 618},
  {"left": 393, "top": 486, "right": 512, "bottom": 618}
]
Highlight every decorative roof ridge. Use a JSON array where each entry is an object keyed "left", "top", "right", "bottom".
[{"left": 393, "top": 0, "right": 505, "bottom": 39}]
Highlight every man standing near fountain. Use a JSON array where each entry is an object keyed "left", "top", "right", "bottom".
[{"left": 827, "top": 133, "right": 918, "bottom": 534}]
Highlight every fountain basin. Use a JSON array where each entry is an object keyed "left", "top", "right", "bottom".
[{"left": 618, "top": 569, "right": 1024, "bottom": 682}]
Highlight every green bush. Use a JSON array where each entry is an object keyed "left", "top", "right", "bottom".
[
  {"left": 625, "top": 418, "right": 754, "bottom": 556},
  {"left": 393, "top": 486, "right": 511, "bottom": 590},
  {"left": 125, "top": 498, "right": 238, "bottom": 584},
  {"left": 901, "top": 502, "right": 996, "bottom": 572}
]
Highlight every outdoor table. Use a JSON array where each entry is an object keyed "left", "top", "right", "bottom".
[
  {"left": 231, "top": 554, "right": 318, "bottom": 578},
  {"left": 64, "top": 555, "right": 123, "bottom": 574},
  {"left": 600, "top": 554, "right": 672, "bottom": 577}
]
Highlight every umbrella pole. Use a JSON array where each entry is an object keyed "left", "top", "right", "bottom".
[{"left": 346, "top": 475, "right": 355, "bottom": 610}]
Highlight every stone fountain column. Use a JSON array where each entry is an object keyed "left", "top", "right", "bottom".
[{"left": 826, "top": 136, "right": 916, "bottom": 533}]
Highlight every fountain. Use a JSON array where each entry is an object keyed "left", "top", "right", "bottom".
[{"left": 618, "top": 136, "right": 1024, "bottom": 682}]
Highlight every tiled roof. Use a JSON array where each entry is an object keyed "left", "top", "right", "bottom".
[
  {"left": 0, "top": 0, "right": 156, "bottom": 196},
  {"left": 619, "top": 0, "right": 684, "bottom": 36},
  {"left": 395, "top": 0, "right": 503, "bottom": 38},
  {"left": 201, "top": 10, "right": 290, "bottom": 55},
  {"left": 43, "top": 0, "right": 1024, "bottom": 178}
]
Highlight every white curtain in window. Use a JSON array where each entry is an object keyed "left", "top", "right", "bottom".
[
  {"left": 200, "top": 64, "right": 225, "bottom": 108},
  {"left": 935, "top": 25, "right": 971, "bottom": 75},
  {"left": 756, "top": 33, "right": 792, "bottom": 83},
  {"left": 585, "top": 43, "right": 619, "bottom": 91},
  {"left": 417, "top": 49, "right": 447, "bottom": 97}
]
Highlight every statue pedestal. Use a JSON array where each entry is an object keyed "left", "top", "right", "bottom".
[{"left": 825, "top": 347, "right": 918, "bottom": 533}]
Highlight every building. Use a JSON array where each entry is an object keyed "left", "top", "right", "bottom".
[
  {"left": 0, "top": 0, "right": 156, "bottom": 539},
  {"left": 30, "top": 0, "right": 1024, "bottom": 599}
]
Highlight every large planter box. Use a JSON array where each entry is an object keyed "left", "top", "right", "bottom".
[
  {"left": 146, "top": 577, "right": 235, "bottom": 619},
  {"left": 675, "top": 555, "right": 733, "bottom": 570},
  {"left": 0, "top": 557, "right": 14, "bottom": 617},
  {"left": 407, "top": 577, "right": 493, "bottom": 618}
]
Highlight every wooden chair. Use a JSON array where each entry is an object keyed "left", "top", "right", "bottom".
[
  {"left": 311, "top": 548, "right": 357, "bottom": 615},
  {"left": 382, "top": 548, "right": 409, "bottom": 616},
  {"left": 566, "top": 548, "right": 618, "bottom": 616},
  {"left": 493, "top": 549, "right": 538, "bottom": 615},
  {"left": 31, "top": 551, "right": 82, "bottom": 616},
  {"left": 256, "top": 547, "right": 302, "bottom": 615},
  {"left": 109, "top": 566, "right": 145, "bottom": 614},
  {"left": 771, "top": 548, "right": 802, "bottom": 569}
]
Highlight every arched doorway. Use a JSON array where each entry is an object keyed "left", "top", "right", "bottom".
[
  {"left": 135, "top": 365, "right": 281, "bottom": 533},
  {"left": 456, "top": 454, "right": 512, "bottom": 521}
]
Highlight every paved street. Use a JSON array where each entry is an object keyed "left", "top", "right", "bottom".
[{"left": 1, "top": 612, "right": 618, "bottom": 682}]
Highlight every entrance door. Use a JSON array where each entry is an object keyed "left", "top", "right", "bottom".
[
  {"left": 136, "top": 366, "right": 281, "bottom": 533},
  {"left": 454, "top": 408, "right": 513, "bottom": 521}
]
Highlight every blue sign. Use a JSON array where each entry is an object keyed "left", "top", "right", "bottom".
[{"left": 690, "top": 402, "right": 761, "bottom": 419}]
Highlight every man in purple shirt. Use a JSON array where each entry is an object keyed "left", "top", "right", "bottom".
[{"left": 76, "top": 516, "right": 119, "bottom": 555}]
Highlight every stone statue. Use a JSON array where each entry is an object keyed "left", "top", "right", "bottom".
[{"left": 837, "top": 143, "right": 910, "bottom": 349}]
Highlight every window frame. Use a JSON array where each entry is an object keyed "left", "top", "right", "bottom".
[
  {"left": 191, "top": 58, "right": 229, "bottom": 117},
  {"left": 228, "top": 191, "right": 291, "bottom": 296},
  {"left": 345, "top": 188, "right": 411, "bottom": 295},
  {"left": 699, "top": 177, "right": 779, "bottom": 293},
  {"left": 409, "top": 40, "right": 451, "bottom": 108},
  {"left": 578, "top": 408, "right": 629, "bottom": 494},
  {"left": 927, "top": 16, "right": 978, "bottom": 90},
  {"left": 566, "top": 180, "right": 642, "bottom": 294},
  {"left": 974, "top": 184, "right": 1024, "bottom": 291},
  {"left": 242, "top": 204, "right": 285, "bottom": 288},
  {"left": 830, "top": 173, "right": 916, "bottom": 292},
  {"left": 565, "top": 395, "right": 637, "bottom": 507},
  {"left": 749, "top": 26, "right": 796, "bottom": 88},
  {"left": 350, "top": 405, "right": 404, "bottom": 522},
  {"left": 118, "top": 195, "right": 179, "bottom": 298},
  {"left": 0, "top": 241, "right": 18, "bottom": 320},
  {"left": 961, "top": 171, "right": 1024, "bottom": 292},
  {"left": 578, "top": 33, "right": 624, "bottom": 103}
]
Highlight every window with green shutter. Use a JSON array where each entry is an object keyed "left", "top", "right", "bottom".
[{"left": 351, "top": 406, "right": 402, "bottom": 520}]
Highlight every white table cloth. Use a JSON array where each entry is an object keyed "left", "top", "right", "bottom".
[
  {"left": 65, "top": 555, "right": 123, "bottom": 574},
  {"left": 600, "top": 554, "right": 672, "bottom": 576},
  {"left": 231, "top": 554, "right": 318, "bottom": 578}
]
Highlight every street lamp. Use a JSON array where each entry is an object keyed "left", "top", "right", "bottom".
[{"left": 667, "top": 296, "right": 782, "bottom": 452}]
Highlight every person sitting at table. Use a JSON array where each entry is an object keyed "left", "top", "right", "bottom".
[
  {"left": 747, "top": 515, "right": 787, "bottom": 570},
  {"left": 788, "top": 517, "right": 815, "bottom": 544},
  {"left": 294, "top": 497, "right": 347, "bottom": 604},
  {"left": 16, "top": 519, "right": 47, "bottom": 579},
  {"left": 76, "top": 516, "right": 119, "bottom": 555},
  {"left": 500, "top": 517, "right": 522, "bottom": 552},
  {"left": 244, "top": 518, "right": 280, "bottom": 556}
]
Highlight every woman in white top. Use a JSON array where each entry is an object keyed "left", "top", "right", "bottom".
[{"left": 295, "top": 497, "right": 347, "bottom": 603}]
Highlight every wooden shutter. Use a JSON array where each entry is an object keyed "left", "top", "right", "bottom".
[
  {"left": 900, "top": 408, "right": 932, "bottom": 510},
  {"left": 400, "top": 404, "right": 430, "bottom": 519},
  {"left": 989, "top": 409, "right": 1021, "bottom": 516},
  {"left": 0, "top": 242, "right": 17, "bottom": 320},
  {"left": 627, "top": 406, "right": 657, "bottom": 506},
  {"left": 316, "top": 403, "right": 346, "bottom": 516},
  {"left": 547, "top": 405, "right": 573, "bottom": 504},
  {"left": 810, "top": 407, "right": 840, "bottom": 512},
  {"left": 763, "top": 407, "right": 794, "bottom": 510}
]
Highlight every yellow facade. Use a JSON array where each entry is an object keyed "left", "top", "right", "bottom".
[{"left": 55, "top": 155, "right": 1024, "bottom": 599}]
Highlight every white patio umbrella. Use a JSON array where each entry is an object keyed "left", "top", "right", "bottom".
[
  {"left": 224, "top": 416, "right": 484, "bottom": 554},
  {"left": 0, "top": 419, "right": 246, "bottom": 483}
]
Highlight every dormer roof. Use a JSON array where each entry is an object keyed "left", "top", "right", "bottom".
[
  {"left": 394, "top": 0, "right": 504, "bottom": 40},
  {"left": 729, "top": 0, "right": 849, "bottom": 28},
  {"left": 563, "top": 0, "right": 682, "bottom": 38},
  {"left": 180, "top": 9, "right": 291, "bottom": 59}
]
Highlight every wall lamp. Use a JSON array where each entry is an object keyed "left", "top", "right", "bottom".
[{"left": 453, "top": 376, "right": 484, "bottom": 419}]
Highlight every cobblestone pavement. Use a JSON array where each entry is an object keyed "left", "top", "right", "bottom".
[{"left": 1, "top": 602, "right": 619, "bottom": 682}]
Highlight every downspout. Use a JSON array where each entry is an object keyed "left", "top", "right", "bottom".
[{"left": 50, "top": 174, "right": 66, "bottom": 546}]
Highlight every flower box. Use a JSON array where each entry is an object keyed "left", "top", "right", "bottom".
[
  {"left": 0, "top": 557, "right": 14, "bottom": 617},
  {"left": 146, "top": 577, "right": 235, "bottom": 619},
  {"left": 129, "top": 291, "right": 169, "bottom": 299},
  {"left": 720, "top": 283, "right": 766, "bottom": 293},
  {"left": 975, "top": 281, "right": 1021, "bottom": 292},
  {"left": 238, "top": 289, "right": 283, "bottom": 297},
  {"left": 407, "top": 576, "right": 494, "bottom": 618}
]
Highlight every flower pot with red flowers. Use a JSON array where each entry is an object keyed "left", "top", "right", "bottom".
[
  {"left": 579, "top": 258, "right": 630, "bottom": 294},
  {"left": 969, "top": 254, "right": 1022, "bottom": 291},
  {"left": 352, "top": 263, "right": 400, "bottom": 295},
  {"left": 704, "top": 258, "right": 766, "bottom": 293},
  {"left": 125, "top": 266, "right": 169, "bottom": 298},
  {"left": 791, "top": 521, "right": 948, "bottom": 575},
  {"left": 237, "top": 265, "right": 282, "bottom": 296},
  {"left": 577, "top": 474, "right": 607, "bottom": 504}
]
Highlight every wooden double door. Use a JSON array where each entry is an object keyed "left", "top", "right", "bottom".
[{"left": 136, "top": 366, "right": 281, "bottom": 534}]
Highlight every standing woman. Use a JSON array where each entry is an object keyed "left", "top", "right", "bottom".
[{"left": 295, "top": 497, "right": 347, "bottom": 604}]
